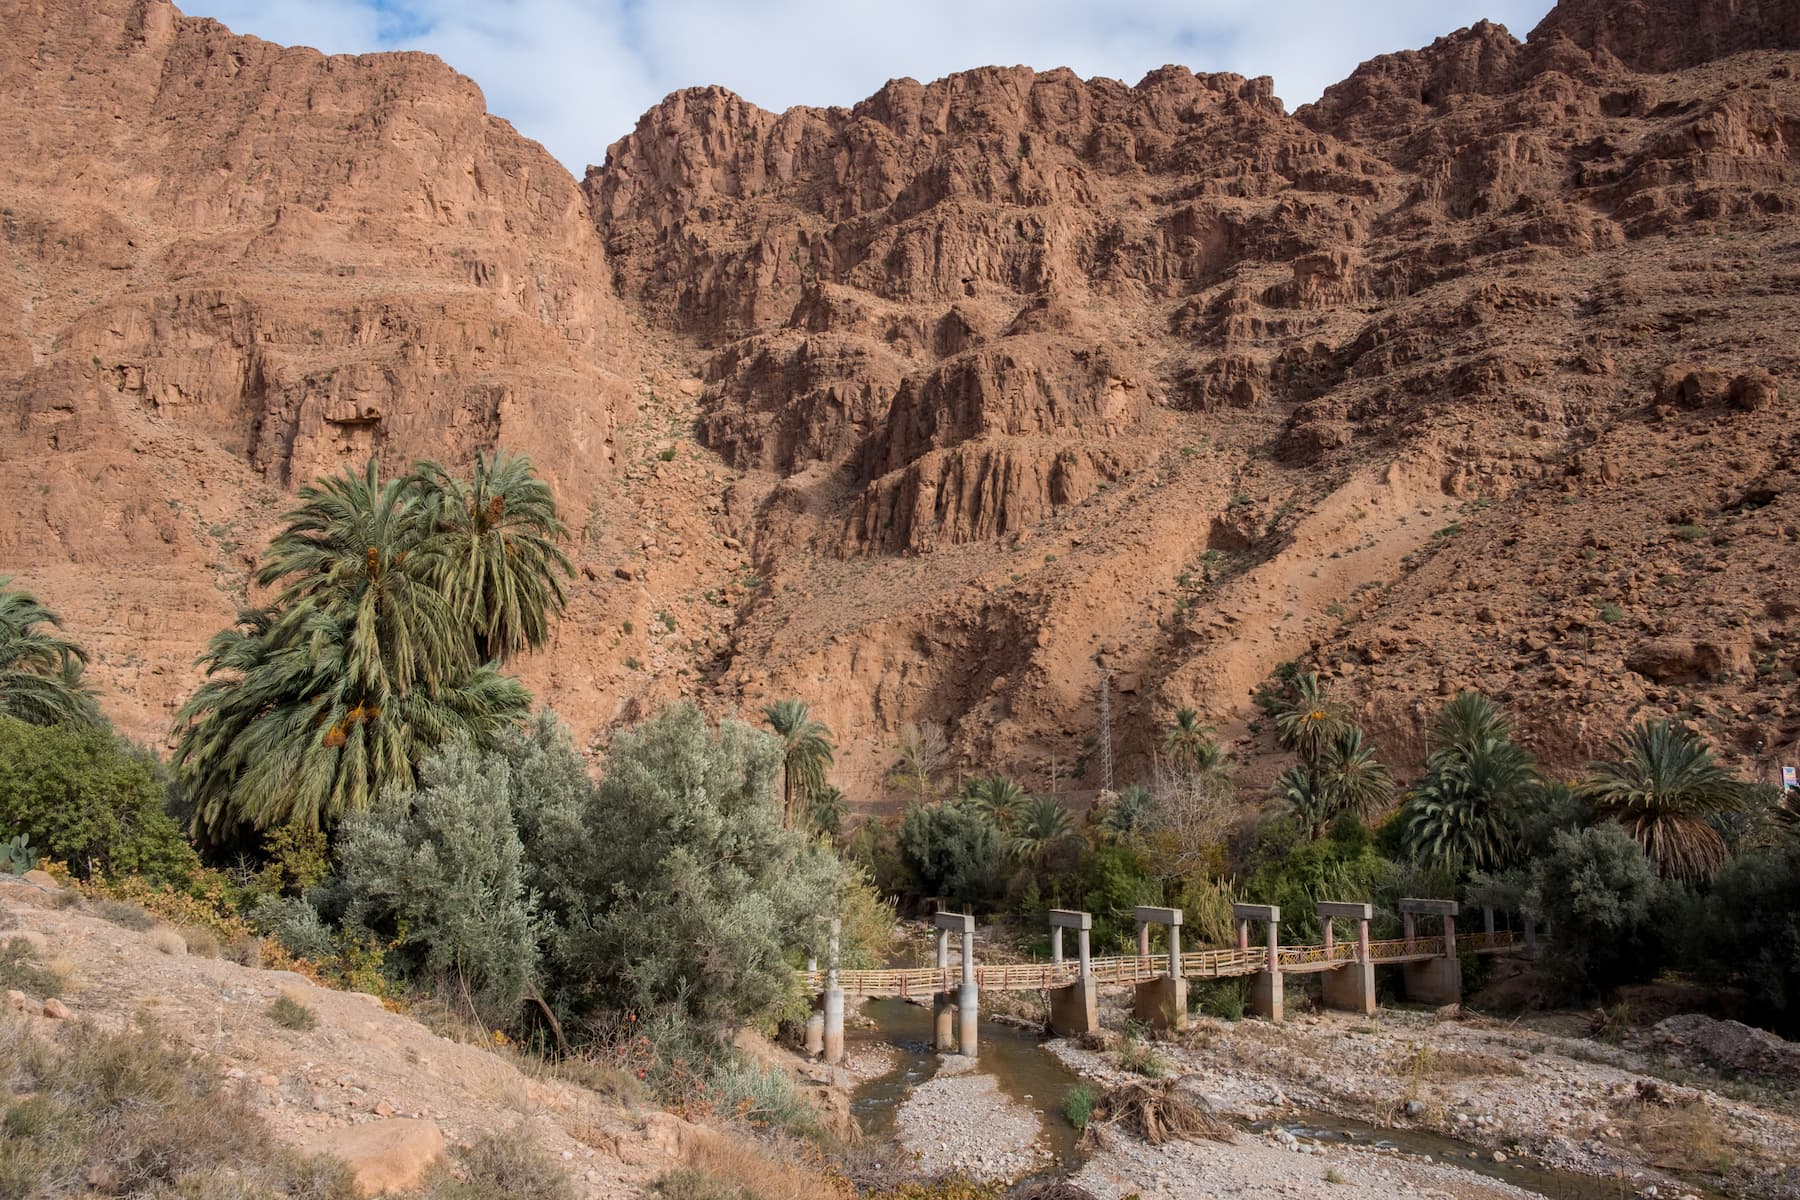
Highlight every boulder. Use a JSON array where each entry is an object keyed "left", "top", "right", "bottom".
[
  {"left": 1625, "top": 637, "right": 1752, "bottom": 683},
  {"left": 1655, "top": 363, "right": 1729, "bottom": 410},
  {"left": 42, "top": 998, "right": 70, "bottom": 1020},
  {"left": 303, "top": 1119, "right": 446, "bottom": 1195},
  {"left": 21, "top": 870, "right": 60, "bottom": 891},
  {"left": 1728, "top": 369, "right": 1781, "bottom": 412}
]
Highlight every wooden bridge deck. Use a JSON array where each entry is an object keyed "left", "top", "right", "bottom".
[{"left": 803, "top": 930, "right": 1518, "bottom": 997}]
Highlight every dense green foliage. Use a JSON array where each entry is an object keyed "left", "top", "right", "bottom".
[
  {"left": 1525, "top": 824, "right": 1675, "bottom": 999},
  {"left": 333, "top": 743, "right": 542, "bottom": 1024},
  {"left": 898, "top": 798, "right": 1005, "bottom": 909},
  {"left": 0, "top": 580, "right": 102, "bottom": 729},
  {"left": 0, "top": 717, "right": 194, "bottom": 882},
  {"left": 1682, "top": 842, "right": 1800, "bottom": 1034},
  {"left": 175, "top": 456, "right": 553, "bottom": 845},
  {"left": 535, "top": 704, "right": 842, "bottom": 1042}
]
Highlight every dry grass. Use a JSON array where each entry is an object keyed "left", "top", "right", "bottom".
[
  {"left": 0, "top": 1011, "right": 359, "bottom": 1198},
  {"left": 1394, "top": 1043, "right": 1525, "bottom": 1084},
  {"left": 1615, "top": 1084, "right": 1744, "bottom": 1177},
  {"left": 1078, "top": 1078, "right": 1234, "bottom": 1150},
  {"left": 651, "top": 1129, "right": 850, "bottom": 1200},
  {"left": 0, "top": 939, "right": 62, "bottom": 998},
  {"left": 268, "top": 992, "right": 317, "bottom": 1031},
  {"left": 149, "top": 927, "right": 187, "bottom": 956},
  {"left": 180, "top": 926, "right": 220, "bottom": 958}
]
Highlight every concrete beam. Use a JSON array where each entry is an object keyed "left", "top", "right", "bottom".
[
  {"left": 1232, "top": 903, "right": 1280, "bottom": 923},
  {"left": 1134, "top": 906, "right": 1183, "bottom": 926},
  {"left": 1399, "top": 897, "right": 1459, "bottom": 916},
  {"left": 933, "top": 911, "right": 975, "bottom": 933},
  {"left": 1048, "top": 909, "right": 1092, "bottom": 930},
  {"left": 1318, "top": 901, "right": 1373, "bottom": 921}
]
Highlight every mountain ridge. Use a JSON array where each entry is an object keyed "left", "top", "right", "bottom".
[{"left": 2, "top": 0, "right": 1796, "bottom": 801}]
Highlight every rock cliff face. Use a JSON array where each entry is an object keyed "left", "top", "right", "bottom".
[
  {"left": 3, "top": 0, "right": 1798, "bottom": 797},
  {"left": 0, "top": 0, "right": 633, "bottom": 739}
]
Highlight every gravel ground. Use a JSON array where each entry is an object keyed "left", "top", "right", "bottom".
[
  {"left": 893, "top": 1056, "right": 1055, "bottom": 1181},
  {"left": 1070, "top": 1126, "right": 1541, "bottom": 1200}
]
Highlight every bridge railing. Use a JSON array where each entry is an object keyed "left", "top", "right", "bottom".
[
  {"left": 1464, "top": 929, "right": 1517, "bottom": 953},
  {"left": 1276, "top": 941, "right": 1361, "bottom": 968},
  {"left": 1366, "top": 935, "right": 1445, "bottom": 961}
]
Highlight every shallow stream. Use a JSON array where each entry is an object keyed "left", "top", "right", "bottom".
[{"left": 846, "top": 996, "right": 1718, "bottom": 1199}]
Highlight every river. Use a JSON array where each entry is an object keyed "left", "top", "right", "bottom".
[{"left": 845, "top": 994, "right": 1718, "bottom": 1199}]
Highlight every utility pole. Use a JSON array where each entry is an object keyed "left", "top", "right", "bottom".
[{"left": 1098, "top": 668, "right": 1114, "bottom": 795}]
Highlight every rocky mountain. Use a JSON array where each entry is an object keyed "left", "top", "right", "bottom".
[{"left": 2, "top": 0, "right": 1796, "bottom": 799}]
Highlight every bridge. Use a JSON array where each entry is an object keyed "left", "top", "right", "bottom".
[{"left": 800, "top": 898, "right": 1532, "bottom": 1062}]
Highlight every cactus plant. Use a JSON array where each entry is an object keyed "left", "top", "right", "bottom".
[{"left": 0, "top": 834, "right": 32, "bottom": 876}]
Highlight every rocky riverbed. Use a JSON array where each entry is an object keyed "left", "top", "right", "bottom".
[{"left": 892, "top": 1054, "right": 1056, "bottom": 1181}]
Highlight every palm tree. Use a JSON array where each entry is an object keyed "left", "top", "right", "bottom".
[
  {"left": 1431, "top": 690, "right": 1513, "bottom": 762},
  {"left": 1576, "top": 719, "right": 1746, "bottom": 880},
  {"left": 1008, "top": 795, "right": 1079, "bottom": 873},
  {"left": 1099, "top": 784, "right": 1154, "bottom": 842},
  {"left": 1273, "top": 764, "right": 1333, "bottom": 840},
  {"left": 763, "top": 699, "right": 834, "bottom": 830},
  {"left": 960, "top": 775, "right": 1028, "bottom": 829},
  {"left": 0, "top": 579, "right": 101, "bottom": 727},
  {"left": 412, "top": 450, "right": 572, "bottom": 663},
  {"left": 1317, "top": 727, "right": 1396, "bottom": 821},
  {"left": 1161, "top": 708, "right": 1222, "bottom": 775},
  {"left": 807, "top": 785, "right": 849, "bottom": 841},
  {"left": 257, "top": 458, "right": 469, "bottom": 697},
  {"left": 177, "top": 458, "right": 534, "bottom": 845},
  {"left": 1274, "top": 672, "right": 1349, "bottom": 762},
  {"left": 1401, "top": 738, "right": 1537, "bottom": 873}
]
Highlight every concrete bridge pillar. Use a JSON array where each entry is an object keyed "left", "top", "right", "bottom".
[
  {"left": 931, "top": 924, "right": 954, "bottom": 1050},
  {"left": 1048, "top": 909, "right": 1098, "bottom": 1037},
  {"left": 1399, "top": 898, "right": 1461, "bottom": 1006},
  {"left": 1132, "top": 906, "right": 1188, "bottom": 1029},
  {"left": 804, "top": 955, "right": 825, "bottom": 1055},
  {"left": 822, "top": 919, "right": 846, "bottom": 1064},
  {"left": 1233, "top": 903, "right": 1283, "bottom": 1023},
  {"left": 933, "top": 912, "right": 977, "bottom": 1056},
  {"left": 1317, "top": 902, "right": 1376, "bottom": 1016}
]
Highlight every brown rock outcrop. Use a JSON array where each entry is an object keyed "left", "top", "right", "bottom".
[{"left": 4, "top": 0, "right": 1800, "bottom": 795}]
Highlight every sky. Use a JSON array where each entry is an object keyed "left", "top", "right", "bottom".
[{"left": 185, "top": 0, "right": 1558, "bottom": 173}]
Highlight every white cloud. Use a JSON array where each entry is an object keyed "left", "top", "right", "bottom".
[{"left": 182, "top": 0, "right": 1557, "bottom": 172}]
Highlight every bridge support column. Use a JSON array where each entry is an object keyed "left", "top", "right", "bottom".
[
  {"left": 1233, "top": 903, "right": 1283, "bottom": 1023},
  {"left": 804, "top": 955, "right": 825, "bottom": 1055},
  {"left": 1317, "top": 902, "right": 1375, "bottom": 1016},
  {"left": 934, "top": 912, "right": 977, "bottom": 1056},
  {"left": 1400, "top": 899, "right": 1461, "bottom": 1007},
  {"left": 1048, "top": 910, "right": 1099, "bottom": 1036},
  {"left": 822, "top": 986, "right": 845, "bottom": 1063},
  {"left": 1130, "top": 906, "right": 1187, "bottom": 1030},
  {"left": 821, "top": 919, "right": 846, "bottom": 1064}
]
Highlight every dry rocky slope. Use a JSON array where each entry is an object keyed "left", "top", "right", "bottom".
[{"left": 3, "top": 0, "right": 1798, "bottom": 796}]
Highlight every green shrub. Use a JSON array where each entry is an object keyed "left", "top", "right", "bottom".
[
  {"left": 1117, "top": 1034, "right": 1168, "bottom": 1078},
  {"left": 529, "top": 704, "right": 845, "bottom": 1048},
  {"left": 0, "top": 717, "right": 196, "bottom": 883},
  {"left": 1525, "top": 824, "right": 1678, "bottom": 1001},
  {"left": 269, "top": 994, "right": 317, "bottom": 1031},
  {"left": 250, "top": 895, "right": 336, "bottom": 960},
  {"left": 335, "top": 741, "right": 541, "bottom": 1025},
  {"left": 1681, "top": 842, "right": 1800, "bottom": 1035},
  {"left": 1081, "top": 844, "right": 1161, "bottom": 952},
  {"left": 704, "top": 1056, "right": 822, "bottom": 1137},
  {"left": 897, "top": 799, "right": 1004, "bottom": 909},
  {"left": 1063, "top": 1083, "right": 1098, "bottom": 1130},
  {"left": 1193, "top": 978, "right": 1246, "bottom": 1021}
]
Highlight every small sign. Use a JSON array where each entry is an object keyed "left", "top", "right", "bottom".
[{"left": 1783, "top": 765, "right": 1797, "bottom": 791}]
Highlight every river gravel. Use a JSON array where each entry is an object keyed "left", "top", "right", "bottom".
[{"left": 893, "top": 1057, "right": 1054, "bottom": 1181}]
